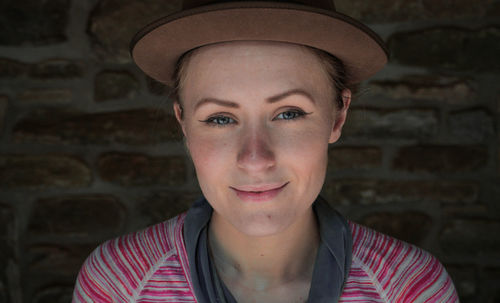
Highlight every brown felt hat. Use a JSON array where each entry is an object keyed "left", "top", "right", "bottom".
[{"left": 130, "top": 0, "right": 389, "bottom": 86}]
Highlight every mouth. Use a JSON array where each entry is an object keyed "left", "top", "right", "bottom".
[{"left": 230, "top": 182, "right": 289, "bottom": 202}]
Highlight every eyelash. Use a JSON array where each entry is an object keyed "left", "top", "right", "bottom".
[
  {"left": 273, "top": 110, "right": 308, "bottom": 121},
  {"left": 200, "top": 109, "right": 310, "bottom": 127},
  {"left": 200, "top": 115, "right": 236, "bottom": 127}
]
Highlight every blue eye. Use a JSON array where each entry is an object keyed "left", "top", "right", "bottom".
[
  {"left": 201, "top": 115, "right": 235, "bottom": 126},
  {"left": 274, "top": 110, "right": 306, "bottom": 121}
]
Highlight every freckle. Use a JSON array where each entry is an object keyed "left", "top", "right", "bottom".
[
  {"left": 260, "top": 254, "right": 264, "bottom": 257},
  {"left": 267, "top": 215, "right": 272, "bottom": 219}
]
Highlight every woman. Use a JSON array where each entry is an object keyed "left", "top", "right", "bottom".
[{"left": 73, "top": 0, "right": 458, "bottom": 302}]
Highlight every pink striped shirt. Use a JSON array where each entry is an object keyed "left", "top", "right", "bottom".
[{"left": 72, "top": 213, "right": 458, "bottom": 302}]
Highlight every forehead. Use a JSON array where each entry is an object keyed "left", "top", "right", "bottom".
[{"left": 181, "top": 41, "right": 332, "bottom": 104}]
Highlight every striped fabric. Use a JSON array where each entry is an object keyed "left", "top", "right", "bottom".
[{"left": 72, "top": 213, "right": 458, "bottom": 302}]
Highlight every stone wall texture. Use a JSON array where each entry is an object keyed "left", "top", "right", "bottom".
[{"left": 0, "top": 0, "right": 499, "bottom": 301}]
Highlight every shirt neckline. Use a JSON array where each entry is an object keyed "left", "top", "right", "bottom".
[{"left": 183, "top": 196, "right": 352, "bottom": 303}]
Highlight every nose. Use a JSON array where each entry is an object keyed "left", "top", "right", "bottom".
[{"left": 237, "top": 127, "right": 276, "bottom": 173}]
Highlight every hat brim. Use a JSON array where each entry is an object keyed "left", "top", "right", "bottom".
[{"left": 130, "top": 2, "right": 389, "bottom": 86}]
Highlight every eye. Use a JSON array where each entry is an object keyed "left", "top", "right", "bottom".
[
  {"left": 273, "top": 110, "right": 308, "bottom": 121},
  {"left": 200, "top": 115, "right": 236, "bottom": 127}
]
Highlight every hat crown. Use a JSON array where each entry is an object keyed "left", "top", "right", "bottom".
[{"left": 183, "top": 0, "right": 336, "bottom": 11}]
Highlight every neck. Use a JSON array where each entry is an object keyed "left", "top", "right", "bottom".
[{"left": 208, "top": 207, "right": 320, "bottom": 292}]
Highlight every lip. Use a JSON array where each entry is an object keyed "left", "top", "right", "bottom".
[{"left": 230, "top": 182, "right": 288, "bottom": 202}]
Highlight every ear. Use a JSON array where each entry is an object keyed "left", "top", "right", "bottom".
[
  {"left": 173, "top": 101, "right": 187, "bottom": 136},
  {"left": 329, "top": 89, "right": 351, "bottom": 143}
]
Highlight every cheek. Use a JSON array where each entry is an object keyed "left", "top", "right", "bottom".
[
  {"left": 289, "top": 136, "right": 328, "bottom": 179},
  {"left": 277, "top": 123, "right": 331, "bottom": 187},
  {"left": 186, "top": 132, "right": 233, "bottom": 185},
  {"left": 277, "top": 120, "right": 331, "bottom": 159}
]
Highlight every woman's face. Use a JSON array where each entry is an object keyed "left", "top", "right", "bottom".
[{"left": 175, "top": 41, "right": 350, "bottom": 237}]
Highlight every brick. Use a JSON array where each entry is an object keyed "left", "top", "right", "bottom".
[
  {"left": 0, "top": 155, "right": 91, "bottom": 189},
  {"left": 360, "top": 211, "right": 432, "bottom": 245},
  {"left": 0, "top": 283, "right": 6, "bottom": 303},
  {"left": 94, "top": 71, "right": 139, "bottom": 102},
  {"left": 88, "top": 0, "right": 182, "bottom": 62},
  {"left": 368, "top": 75, "right": 475, "bottom": 104},
  {"left": 13, "top": 108, "right": 181, "bottom": 145},
  {"left": 328, "top": 146, "right": 382, "bottom": 170},
  {"left": 0, "top": 203, "right": 14, "bottom": 240},
  {"left": 421, "top": 0, "right": 499, "bottom": 19},
  {"left": 388, "top": 27, "right": 500, "bottom": 71},
  {"left": 27, "top": 243, "right": 96, "bottom": 276},
  {"left": 498, "top": 95, "right": 500, "bottom": 114},
  {"left": 0, "top": 58, "right": 82, "bottom": 79},
  {"left": 139, "top": 191, "right": 200, "bottom": 225},
  {"left": 30, "top": 59, "right": 83, "bottom": 79},
  {"left": 0, "top": 203, "right": 14, "bottom": 239},
  {"left": 480, "top": 268, "right": 500, "bottom": 302},
  {"left": 0, "top": 58, "right": 29, "bottom": 78},
  {"left": 31, "top": 286, "right": 73, "bottom": 303},
  {"left": 0, "top": 96, "right": 7, "bottom": 132},
  {"left": 17, "top": 89, "right": 72, "bottom": 104},
  {"left": 146, "top": 76, "right": 169, "bottom": 96},
  {"left": 443, "top": 204, "right": 488, "bottom": 219},
  {"left": 323, "top": 179, "right": 478, "bottom": 205},
  {"left": 489, "top": 1, "right": 500, "bottom": 17},
  {"left": 0, "top": 0, "right": 70, "bottom": 46},
  {"left": 335, "top": 0, "right": 496, "bottom": 23},
  {"left": 335, "top": 0, "right": 422, "bottom": 23},
  {"left": 28, "top": 195, "right": 125, "bottom": 237},
  {"left": 343, "top": 108, "right": 438, "bottom": 140},
  {"left": 446, "top": 265, "right": 477, "bottom": 299},
  {"left": 441, "top": 219, "right": 500, "bottom": 255},
  {"left": 448, "top": 109, "right": 494, "bottom": 143},
  {"left": 98, "top": 153, "right": 186, "bottom": 186},
  {"left": 393, "top": 145, "right": 488, "bottom": 173},
  {"left": 0, "top": 203, "right": 14, "bottom": 303}
]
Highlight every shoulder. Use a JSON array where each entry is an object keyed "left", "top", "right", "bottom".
[
  {"left": 346, "top": 221, "right": 459, "bottom": 303},
  {"left": 72, "top": 213, "right": 188, "bottom": 302}
]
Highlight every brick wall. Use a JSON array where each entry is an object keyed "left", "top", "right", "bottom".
[{"left": 0, "top": 0, "right": 499, "bottom": 301}]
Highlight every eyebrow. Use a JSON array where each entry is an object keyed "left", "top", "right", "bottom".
[
  {"left": 267, "top": 88, "right": 315, "bottom": 104},
  {"left": 194, "top": 88, "right": 315, "bottom": 111}
]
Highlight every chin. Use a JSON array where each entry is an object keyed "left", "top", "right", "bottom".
[{"left": 231, "top": 213, "right": 292, "bottom": 237}]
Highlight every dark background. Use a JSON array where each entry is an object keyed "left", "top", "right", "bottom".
[{"left": 0, "top": 0, "right": 499, "bottom": 302}]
